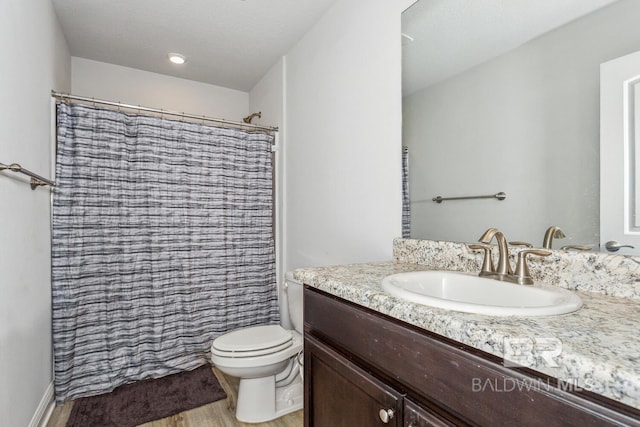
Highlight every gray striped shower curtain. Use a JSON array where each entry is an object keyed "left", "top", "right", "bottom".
[
  {"left": 52, "top": 103, "right": 279, "bottom": 403},
  {"left": 402, "top": 146, "right": 410, "bottom": 238}
]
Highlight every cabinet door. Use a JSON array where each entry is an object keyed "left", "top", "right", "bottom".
[
  {"left": 404, "top": 399, "right": 456, "bottom": 427},
  {"left": 305, "top": 335, "right": 403, "bottom": 427}
]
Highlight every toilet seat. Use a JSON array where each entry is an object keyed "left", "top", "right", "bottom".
[
  {"left": 212, "top": 325, "right": 293, "bottom": 358},
  {"left": 209, "top": 273, "right": 304, "bottom": 423}
]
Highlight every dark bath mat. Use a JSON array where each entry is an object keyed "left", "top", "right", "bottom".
[{"left": 66, "top": 364, "right": 227, "bottom": 427}]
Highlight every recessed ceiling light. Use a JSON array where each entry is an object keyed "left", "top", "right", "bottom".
[{"left": 168, "top": 53, "right": 186, "bottom": 65}]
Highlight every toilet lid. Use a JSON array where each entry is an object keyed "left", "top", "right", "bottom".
[{"left": 212, "top": 325, "right": 293, "bottom": 357}]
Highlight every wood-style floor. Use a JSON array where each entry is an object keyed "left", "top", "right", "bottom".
[{"left": 47, "top": 367, "right": 303, "bottom": 427}]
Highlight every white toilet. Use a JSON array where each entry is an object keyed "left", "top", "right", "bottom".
[{"left": 210, "top": 272, "right": 303, "bottom": 423}]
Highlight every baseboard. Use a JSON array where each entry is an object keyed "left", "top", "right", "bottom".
[{"left": 28, "top": 381, "right": 55, "bottom": 427}]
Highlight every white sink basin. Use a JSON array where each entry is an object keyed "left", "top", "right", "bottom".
[{"left": 381, "top": 271, "right": 582, "bottom": 316}]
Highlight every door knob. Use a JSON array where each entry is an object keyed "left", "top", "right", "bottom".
[
  {"left": 604, "top": 241, "right": 635, "bottom": 252},
  {"left": 379, "top": 408, "right": 394, "bottom": 423}
]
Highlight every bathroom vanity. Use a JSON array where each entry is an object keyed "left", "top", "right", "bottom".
[
  {"left": 299, "top": 239, "right": 640, "bottom": 426},
  {"left": 304, "top": 286, "right": 639, "bottom": 426}
]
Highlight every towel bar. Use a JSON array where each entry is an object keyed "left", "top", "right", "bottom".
[{"left": 0, "top": 162, "right": 56, "bottom": 190}]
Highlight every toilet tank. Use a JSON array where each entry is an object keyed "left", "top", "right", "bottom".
[{"left": 284, "top": 271, "right": 303, "bottom": 333}]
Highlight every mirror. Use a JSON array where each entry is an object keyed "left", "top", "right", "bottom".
[
  {"left": 600, "top": 49, "right": 640, "bottom": 254},
  {"left": 633, "top": 79, "right": 640, "bottom": 228},
  {"left": 401, "top": 0, "right": 640, "bottom": 249}
]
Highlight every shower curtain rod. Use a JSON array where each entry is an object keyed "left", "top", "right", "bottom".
[{"left": 51, "top": 91, "right": 279, "bottom": 132}]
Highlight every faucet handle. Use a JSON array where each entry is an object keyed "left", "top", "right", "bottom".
[
  {"left": 514, "top": 249, "right": 551, "bottom": 285},
  {"left": 509, "top": 241, "right": 533, "bottom": 248},
  {"left": 468, "top": 244, "right": 495, "bottom": 274},
  {"left": 560, "top": 245, "right": 592, "bottom": 251}
]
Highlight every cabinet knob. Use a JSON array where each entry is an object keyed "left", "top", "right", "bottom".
[{"left": 379, "top": 408, "right": 395, "bottom": 423}]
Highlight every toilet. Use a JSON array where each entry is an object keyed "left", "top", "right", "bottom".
[{"left": 210, "top": 272, "right": 304, "bottom": 423}]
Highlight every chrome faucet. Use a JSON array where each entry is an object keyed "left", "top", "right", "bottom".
[
  {"left": 542, "top": 226, "right": 566, "bottom": 249},
  {"left": 470, "top": 228, "right": 551, "bottom": 285}
]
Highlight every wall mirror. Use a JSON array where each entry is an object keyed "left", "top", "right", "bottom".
[
  {"left": 401, "top": 0, "right": 640, "bottom": 251},
  {"left": 600, "top": 49, "right": 640, "bottom": 254}
]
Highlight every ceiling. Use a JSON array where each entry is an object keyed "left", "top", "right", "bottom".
[
  {"left": 52, "top": 0, "right": 620, "bottom": 96},
  {"left": 52, "top": 0, "right": 337, "bottom": 92},
  {"left": 402, "top": 0, "right": 620, "bottom": 96}
]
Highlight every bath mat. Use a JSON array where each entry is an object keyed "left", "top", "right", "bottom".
[{"left": 65, "top": 364, "right": 227, "bottom": 427}]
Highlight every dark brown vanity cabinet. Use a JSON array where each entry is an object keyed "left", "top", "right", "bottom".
[
  {"left": 305, "top": 334, "right": 452, "bottom": 427},
  {"left": 403, "top": 399, "right": 453, "bottom": 427},
  {"left": 303, "top": 286, "right": 640, "bottom": 427},
  {"left": 305, "top": 335, "right": 403, "bottom": 426}
]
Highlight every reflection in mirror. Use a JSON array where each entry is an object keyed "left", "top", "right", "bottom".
[
  {"left": 402, "top": 0, "right": 640, "bottom": 249},
  {"left": 633, "top": 78, "right": 640, "bottom": 229},
  {"left": 600, "top": 49, "right": 640, "bottom": 254}
]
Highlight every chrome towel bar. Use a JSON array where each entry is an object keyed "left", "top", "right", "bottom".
[
  {"left": 0, "top": 162, "right": 56, "bottom": 190},
  {"left": 431, "top": 192, "right": 506, "bottom": 203}
]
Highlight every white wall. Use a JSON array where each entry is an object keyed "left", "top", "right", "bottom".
[
  {"left": 249, "top": 59, "right": 284, "bottom": 131},
  {"left": 405, "top": 0, "right": 640, "bottom": 247},
  {"left": 0, "top": 2, "right": 414, "bottom": 421},
  {"left": 0, "top": 0, "right": 70, "bottom": 426},
  {"left": 248, "top": 59, "right": 288, "bottom": 325},
  {"left": 284, "top": 0, "right": 413, "bottom": 270},
  {"left": 72, "top": 57, "right": 249, "bottom": 120}
]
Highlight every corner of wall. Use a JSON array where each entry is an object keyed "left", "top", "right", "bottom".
[
  {"left": 247, "top": 57, "right": 289, "bottom": 326},
  {"left": 28, "top": 382, "right": 55, "bottom": 427},
  {"left": 0, "top": 0, "right": 70, "bottom": 425},
  {"left": 282, "top": 0, "right": 405, "bottom": 270}
]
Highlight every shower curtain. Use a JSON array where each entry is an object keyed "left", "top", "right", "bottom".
[
  {"left": 52, "top": 103, "right": 279, "bottom": 403},
  {"left": 402, "top": 146, "right": 411, "bottom": 238}
]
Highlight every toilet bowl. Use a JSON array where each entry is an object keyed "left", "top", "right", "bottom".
[{"left": 210, "top": 272, "right": 303, "bottom": 423}]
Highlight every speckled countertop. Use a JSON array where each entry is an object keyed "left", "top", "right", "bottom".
[{"left": 294, "top": 259, "right": 640, "bottom": 410}]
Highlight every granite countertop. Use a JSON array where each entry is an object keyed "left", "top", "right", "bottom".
[{"left": 293, "top": 261, "right": 640, "bottom": 410}]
